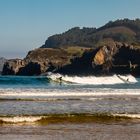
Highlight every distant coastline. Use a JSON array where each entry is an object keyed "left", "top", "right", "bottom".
[{"left": 2, "top": 19, "right": 140, "bottom": 76}]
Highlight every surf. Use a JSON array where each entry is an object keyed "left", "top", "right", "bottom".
[
  {"left": 0, "top": 113, "right": 140, "bottom": 124},
  {"left": 47, "top": 73, "right": 138, "bottom": 85}
]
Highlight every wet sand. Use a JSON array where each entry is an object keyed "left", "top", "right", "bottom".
[{"left": 0, "top": 121, "right": 140, "bottom": 140}]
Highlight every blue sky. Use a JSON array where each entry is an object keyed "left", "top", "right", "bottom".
[{"left": 0, "top": 0, "right": 140, "bottom": 58}]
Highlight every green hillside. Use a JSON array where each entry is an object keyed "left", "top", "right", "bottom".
[{"left": 41, "top": 19, "right": 140, "bottom": 48}]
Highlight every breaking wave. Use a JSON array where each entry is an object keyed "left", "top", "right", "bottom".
[
  {"left": 47, "top": 73, "right": 138, "bottom": 85},
  {"left": 0, "top": 74, "right": 138, "bottom": 87},
  {"left": 0, "top": 113, "right": 140, "bottom": 124}
]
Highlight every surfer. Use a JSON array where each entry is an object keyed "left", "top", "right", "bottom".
[
  {"left": 117, "top": 74, "right": 130, "bottom": 83},
  {"left": 59, "top": 76, "right": 62, "bottom": 85}
]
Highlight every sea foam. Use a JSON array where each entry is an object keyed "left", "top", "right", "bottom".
[
  {"left": 0, "top": 113, "right": 140, "bottom": 124},
  {"left": 48, "top": 74, "right": 137, "bottom": 85}
]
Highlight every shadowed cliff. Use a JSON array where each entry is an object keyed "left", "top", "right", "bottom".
[
  {"left": 0, "top": 57, "right": 6, "bottom": 74},
  {"left": 2, "top": 43, "right": 140, "bottom": 76},
  {"left": 2, "top": 19, "right": 140, "bottom": 76}
]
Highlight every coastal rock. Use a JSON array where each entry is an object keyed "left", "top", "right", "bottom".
[
  {"left": 92, "top": 43, "right": 140, "bottom": 75},
  {"left": 94, "top": 47, "right": 105, "bottom": 65},
  {"left": 17, "top": 61, "right": 42, "bottom": 75},
  {"left": 2, "top": 59, "right": 25, "bottom": 75},
  {"left": 3, "top": 18, "right": 140, "bottom": 76},
  {"left": 41, "top": 19, "right": 140, "bottom": 49},
  {"left": 2, "top": 43, "right": 140, "bottom": 76},
  {"left": 2, "top": 47, "right": 90, "bottom": 75},
  {"left": 0, "top": 57, "right": 6, "bottom": 74}
]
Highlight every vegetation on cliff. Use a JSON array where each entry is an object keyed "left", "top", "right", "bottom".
[
  {"left": 2, "top": 19, "right": 140, "bottom": 76},
  {"left": 2, "top": 47, "right": 91, "bottom": 75},
  {"left": 41, "top": 19, "right": 140, "bottom": 48}
]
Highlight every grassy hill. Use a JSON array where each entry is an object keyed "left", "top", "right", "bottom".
[{"left": 41, "top": 19, "right": 140, "bottom": 48}]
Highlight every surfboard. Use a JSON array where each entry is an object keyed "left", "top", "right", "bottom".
[
  {"left": 48, "top": 77, "right": 74, "bottom": 84},
  {"left": 116, "top": 75, "right": 130, "bottom": 83}
]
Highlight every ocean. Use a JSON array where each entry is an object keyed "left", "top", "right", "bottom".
[{"left": 0, "top": 74, "right": 140, "bottom": 140}]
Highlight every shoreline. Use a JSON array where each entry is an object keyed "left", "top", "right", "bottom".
[
  {"left": 1, "top": 121, "right": 140, "bottom": 140},
  {"left": 0, "top": 113, "right": 140, "bottom": 125}
]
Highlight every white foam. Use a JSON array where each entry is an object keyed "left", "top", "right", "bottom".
[
  {"left": 0, "top": 114, "right": 140, "bottom": 123},
  {"left": 0, "top": 116, "right": 42, "bottom": 123},
  {"left": 0, "top": 89, "right": 140, "bottom": 97},
  {"left": 113, "top": 114, "right": 140, "bottom": 119},
  {"left": 48, "top": 74, "right": 137, "bottom": 85}
]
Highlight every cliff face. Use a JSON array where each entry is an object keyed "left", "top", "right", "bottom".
[
  {"left": 92, "top": 43, "right": 140, "bottom": 75},
  {"left": 2, "top": 47, "right": 91, "bottom": 76},
  {"left": 2, "top": 43, "right": 140, "bottom": 76},
  {"left": 2, "top": 19, "right": 140, "bottom": 76},
  {"left": 2, "top": 59, "right": 25, "bottom": 75},
  {"left": 0, "top": 57, "right": 6, "bottom": 74}
]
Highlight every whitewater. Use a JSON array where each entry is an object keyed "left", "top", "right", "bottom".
[
  {"left": 0, "top": 74, "right": 140, "bottom": 124},
  {"left": 47, "top": 73, "right": 137, "bottom": 85},
  {"left": 1, "top": 74, "right": 140, "bottom": 140}
]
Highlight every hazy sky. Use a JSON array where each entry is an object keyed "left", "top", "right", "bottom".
[{"left": 0, "top": 0, "right": 140, "bottom": 58}]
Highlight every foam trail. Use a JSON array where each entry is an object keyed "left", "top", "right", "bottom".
[
  {"left": 1, "top": 89, "right": 140, "bottom": 97},
  {"left": 48, "top": 74, "right": 137, "bottom": 85},
  {"left": 113, "top": 114, "right": 140, "bottom": 119},
  {"left": 0, "top": 114, "right": 140, "bottom": 123},
  {"left": 0, "top": 116, "right": 42, "bottom": 123}
]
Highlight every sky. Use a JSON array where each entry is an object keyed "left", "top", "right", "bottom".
[{"left": 0, "top": 0, "right": 140, "bottom": 59}]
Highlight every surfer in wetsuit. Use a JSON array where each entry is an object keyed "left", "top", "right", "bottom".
[
  {"left": 126, "top": 78, "right": 129, "bottom": 82},
  {"left": 59, "top": 76, "right": 62, "bottom": 85}
]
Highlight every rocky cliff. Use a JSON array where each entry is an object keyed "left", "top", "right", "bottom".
[
  {"left": 92, "top": 42, "right": 140, "bottom": 76},
  {"left": 2, "top": 18, "right": 140, "bottom": 76},
  {"left": 0, "top": 57, "right": 6, "bottom": 74},
  {"left": 2, "top": 43, "right": 140, "bottom": 76},
  {"left": 2, "top": 47, "right": 91, "bottom": 75}
]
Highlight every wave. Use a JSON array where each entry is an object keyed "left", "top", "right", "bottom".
[
  {"left": 0, "top": 74, "right": 138, "bottom": 86},
  {"left": 0, "top": 76, "right": 49, "bottom": 86},
  {"left": 1, "top": 88, "right": 140, "bottom": 98},
  {"left": 47, "top": 73, "right": 138, "bottom": 85},
  {"left": 0, "top": 113, "right": 140, "bottom": 124}
]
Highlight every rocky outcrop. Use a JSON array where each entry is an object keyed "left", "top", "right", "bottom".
[
  {"left": 0, "top": 57, "right": 6, "bottom": 74},
  {"left": 2, "top": 59, "right": 25, "bottom": 75},
  {"left": 92, "top": 42, "right": 140, "bottom": 75},
  {"left": 2, "top": 47, "right": 91, "bottom": 76},
  {"left": 3, "top": 18, "right": 140, "bottom": 76},
  {"left": 2, "top": 43, "right": 140, "bottom": 76}
]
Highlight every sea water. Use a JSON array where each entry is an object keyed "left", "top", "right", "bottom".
[{"left": 0, "top": 75, "right": 140, "bottom": 140}]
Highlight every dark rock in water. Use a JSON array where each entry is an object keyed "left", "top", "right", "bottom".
[
  {"left": 2, "top": 59, "right": 43, "bottom": 76},
  {"left": 2, "top": 59, "right": 25, "bottom": 75},
  {"left": 0, "top": 57, "right": 7, "bottom": 74},
  {"left": 17, "top": 62, "right": 42, "bottom": 76}
]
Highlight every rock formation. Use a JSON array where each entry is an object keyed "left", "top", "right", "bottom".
[
  {"left": 3, "top": 18, "right": 140, "bottom": 76},
  {"left": 3, "top": 42, "right": 140, "bottom": 76},
  {"left": 0, "top": 57, "right": 6, "bottom": 74},
  {"left": 2, "top": 47, "right": 91, "bottom": 75},
  {"left": 2, "top": 59, "right": 25, "bottom": 75},
  {"left": 92, "top": 43, "right": 140, "bottom": 75}
]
